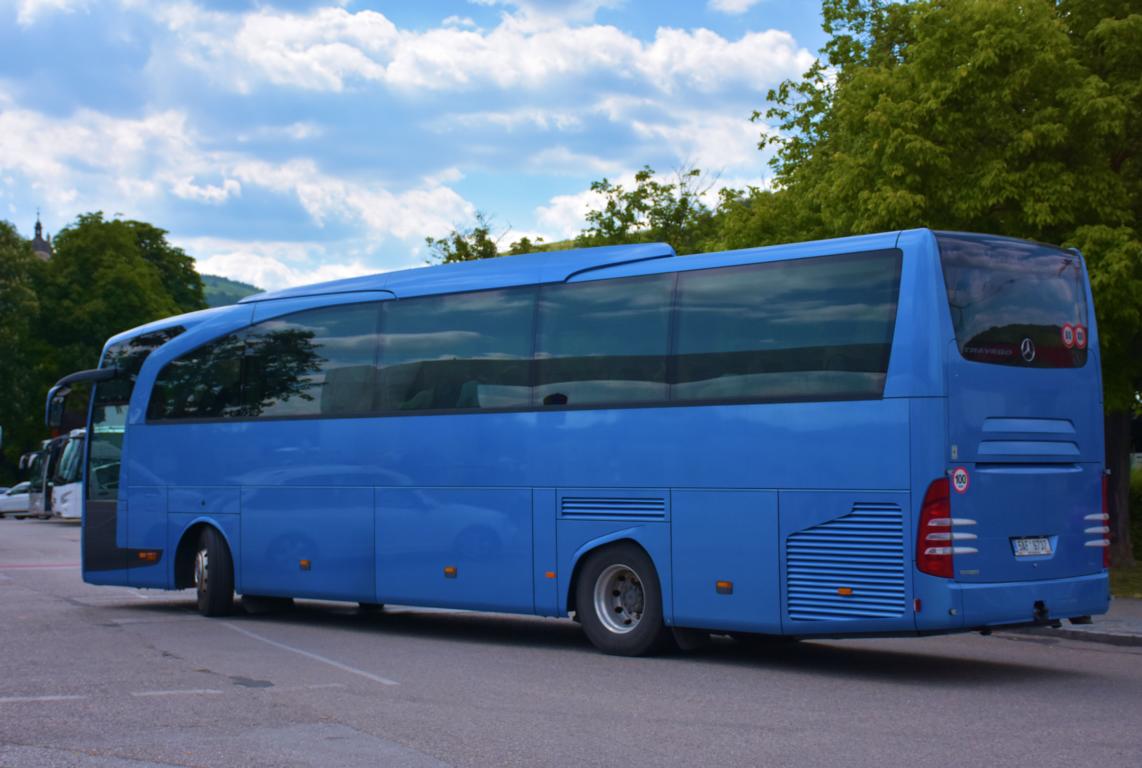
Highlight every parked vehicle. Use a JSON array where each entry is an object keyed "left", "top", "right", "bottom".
[
  {"left": 0, "top": 482, "right": 32, "bottom": 516},
  {"left": 19, "top": 436, "right": 70, "bottom": 518},
  {"left": 51, "top": 429, "right": 86, "bottom": 520},
  {"left": 48, "top": 231, "right": 1109, "bottom": 655}
]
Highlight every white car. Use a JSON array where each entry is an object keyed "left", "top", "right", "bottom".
[{"left": 0, "top": 482, "right": 32, "bottom": 516}]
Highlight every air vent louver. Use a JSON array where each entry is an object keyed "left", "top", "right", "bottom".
[
  {"left": 560, "top": 497, "right": 667, "bottom": 521},
  {"left": 786, "top": 503, "right": 906, "bottom": 622}
]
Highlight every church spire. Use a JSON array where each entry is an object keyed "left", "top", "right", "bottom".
[{"left": 31, "top": 210, "right": 52, "bottom": 261}]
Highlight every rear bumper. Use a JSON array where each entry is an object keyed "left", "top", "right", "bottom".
[{"left": 953, "top": 572, "right": 1109, "bottom": 628}]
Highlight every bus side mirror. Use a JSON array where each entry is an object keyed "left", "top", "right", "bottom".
[
  {"left": 44, "top": 367, "right": 121, "bottom": 428},
  {"left": 47, "top": 391, "right": 67, "bottom": 429}
]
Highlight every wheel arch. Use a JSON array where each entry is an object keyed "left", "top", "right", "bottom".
[
  {"left": 173, "top": 518, "right": 235, "bottom": 590},
  {"left": 561, "top": 527, "right": 671, "bottom": 623}
]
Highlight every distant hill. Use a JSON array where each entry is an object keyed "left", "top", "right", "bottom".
[{"left": 201, "top": 274, "right": 262, "bottom": 307}]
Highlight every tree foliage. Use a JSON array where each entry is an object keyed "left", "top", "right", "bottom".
[
  {"left": 425, "top": 212, "right": 504, "bottom": 263},
  {"left": 0, "top": 222, "right": 43, "bottom": 471},
  {"left": 0, "top": 213, "right": 206, "bottom": 482},
  {"left": 575, "top": 166, "right": 718, "bottom": 255}
]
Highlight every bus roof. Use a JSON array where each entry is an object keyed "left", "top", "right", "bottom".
[
  {"left": 241, "top": 242, "right": 679, "bottom": 303},
  {"left": 103, "top": 230, "right": 914, "bottom": 349},
  {"left": 103, "top": 305, "right": 231, "bottom": 350},
  {"left": 242, "top": 230, "right": 915, "bottom": 304}
]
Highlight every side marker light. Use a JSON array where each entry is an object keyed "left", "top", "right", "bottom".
[
  {"left": 444, "top": 566, "right": 458, "bottom": 578},
  {"left": 715, "top": 580, "right": 733, "bottom": 595}
]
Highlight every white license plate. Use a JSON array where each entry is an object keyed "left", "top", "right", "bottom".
[{"left": 1012, "top": 537, "right": 1052, "bottom": 557}]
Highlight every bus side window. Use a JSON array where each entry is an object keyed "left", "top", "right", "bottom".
[
  {"left": 673, "top": 250, "right": 901, "bottom": 403},
  {"left": 535, "top": 274, "right": 673, "bottom": 407},
  {"left": 148, "top": 333, "right": 247, "bottom": 420},
  {"left": 377, "top": 287, "right": 534, "bottom": 412},
  {"left": 242, "top": 303, "right": 381, "bottom": 418}
]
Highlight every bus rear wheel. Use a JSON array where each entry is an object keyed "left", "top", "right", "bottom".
[
  {"left": 194, "top": 528, "right": 234, "bottom": 617},
  {"left": 575, "top": 543, "right": 668, "bottom": 656}
]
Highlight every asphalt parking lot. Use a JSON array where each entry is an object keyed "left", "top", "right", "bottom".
[{"left": 2, "top": 516, "right": 1140, "bottom": 768}]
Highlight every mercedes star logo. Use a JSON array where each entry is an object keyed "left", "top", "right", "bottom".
[{"left": 1020, "top": 337, "right": 1036, "bottom": 362}]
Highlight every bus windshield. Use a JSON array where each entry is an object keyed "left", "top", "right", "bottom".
[
  {"left": 55, "top": 436, "right": 85, "bottom": 485},
  {"left": 937, "top": 232, "right": 1089, "bottom": 368},
  {"left": 87, "top": 327, "right": 184, "bottom": 502}
]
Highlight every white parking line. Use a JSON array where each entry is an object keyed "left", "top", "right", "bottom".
[
  {"left": 130, "top": 689, "right": 224, "bottom": 697},
  {"left": 0, "top": 695, "right": 88, "bottom": 704},
  {"left": 221, "top": 622, "right": 399, "bottom": 686}
]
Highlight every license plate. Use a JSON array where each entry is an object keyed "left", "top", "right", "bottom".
[{"left": 1011, "top": 537, "right": 1052, "bottom": 557}]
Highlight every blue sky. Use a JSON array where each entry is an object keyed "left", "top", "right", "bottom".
[{"left": 0, "top": 0, "right": 825, "bottom": 289}]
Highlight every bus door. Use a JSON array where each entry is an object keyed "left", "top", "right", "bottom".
[{"left": 938, "top": 233, "right": 1105, "bottom": 588}]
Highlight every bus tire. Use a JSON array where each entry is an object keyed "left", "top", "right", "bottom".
[
  {"left": 194, "top": 527, "right": 234, "bottom": 617},
  {"left": 575, "top": 543, "right": 668, "bottom": 656}
]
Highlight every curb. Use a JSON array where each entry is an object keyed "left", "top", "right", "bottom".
[{"left": 1004, "top": 626, "right": 1142, "bottom": 648}]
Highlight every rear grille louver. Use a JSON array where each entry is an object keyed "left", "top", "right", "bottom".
[
  {"left": 559, "top": 497, "right": 667, "bottom": 521},
  {"left": 786, "top": 503, "right": 906, "bottom": 622}
]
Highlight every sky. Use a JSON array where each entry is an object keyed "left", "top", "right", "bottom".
[{"left": 0, "top": 0, "right": 825, "bottom": 290}]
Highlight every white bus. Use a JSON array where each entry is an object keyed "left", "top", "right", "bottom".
[{"left": 51, "top": 429, "right": 85, "bottom": 520}]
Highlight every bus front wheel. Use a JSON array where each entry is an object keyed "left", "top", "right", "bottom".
[
  {"left": 194, "top": 527, "right": 234, "bottom": 617},
  {"left": 575, "top": 543, "right": 668, "bottom": 656}
]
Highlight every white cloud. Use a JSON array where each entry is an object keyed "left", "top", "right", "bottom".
[
  {"left": 628, "top": 111, "right": 764, "bottom": 172},
  {"left": 228, "top": 158, "right": 474, "bottom": 239},
  {"left": 0, "top": 106, "right": 193, "bottom": 212},
  {"left": 171, "top": 177, "right": 241, "bottom": 204},
  {"left": 433, "top": 108, "right": 584, "bottom": 133},
  {"left": 186, "top": 237, "right": 377, "bottom": 292},
  {"left": 149, "top": 5, "right": 812, "bottom": 95},
  {"left": 442, "top": 15, "right": 478, "bottom": 29},
  {"left": 0, "top": 100, "right": 475, "bottom": 242},
  {"left": 14, "top": 0, "right": 88, "bottom": 27},
  {"left": 708, "top": 0, "right": 763, "bottom": 15},
  {"left": 237, "top": 122, "right": 324, "bottom": 142},
  {"left": 526, "top": 146, "right": 622, "bottom": 176},
  {"left": 535, "top": 184, "right": 609, "bottom": 239},
  {"left": 467, "top": 0, "right": 622, "bottom": 24}
]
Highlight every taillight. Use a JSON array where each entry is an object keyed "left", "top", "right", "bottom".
[
  {"left": 917, "top": 479, "right": 953, "bottom": 578},
  {"left": 916, "top": 478, "right": 979, "bottom": 578}
]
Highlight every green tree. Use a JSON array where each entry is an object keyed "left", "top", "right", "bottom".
[
  {"left": 129, "top": 220, "right": 207, "bottom": 312},
  {"left": 40, "top": 213, "right": 184, "bottom": 373},
  {"left": 761, "top": 0, "right": 1142, "bottom": 564},
  {"left": 425, "top": 212, "right": 503, "bottom": 263},
  {"left": 0, "top": 221, "right": 44, "bottom": 480},
  {"left": 575, "top": 166, "right": 718, "bottom": 255},
  {"left": 506, "top": 236, "right": 546, "bottom": 255}
]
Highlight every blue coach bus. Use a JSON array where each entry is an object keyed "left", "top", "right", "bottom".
[{"left": 48, "top": 229, "right": 1110, "bottom": 655}]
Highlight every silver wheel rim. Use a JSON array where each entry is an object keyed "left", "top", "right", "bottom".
[
  {"left": 593, "top": 563, "right": 644, "bottom": 634},
  {"left": 194, "top": 548, "right": 208, "bottom": 595}
]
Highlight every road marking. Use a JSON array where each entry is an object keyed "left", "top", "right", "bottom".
[
  {"left": 130, "top": 689, "right": 224, "bottom": 697},
  {"left": 109, "top": 616, "right": 198, "bottom": 626},
  {"left": 273, "top": 683, "right": 348, "bottom": 692},
  {"left": 221, "top": 622, "right": 399, "bottom": 686},
  {"left": 0, "top": 695, "right": 88, "bottom": 704},
  {"left": 0, "top": 563, "right": 81, "bottom": 570}
]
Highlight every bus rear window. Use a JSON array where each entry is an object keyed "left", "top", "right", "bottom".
[{"left": 936, "top": 232, "right": 1088, "bottom": 368}]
